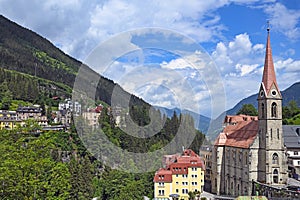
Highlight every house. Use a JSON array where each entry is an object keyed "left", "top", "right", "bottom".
[
  {"left": 16, "top": 105, "right": 48, "bottom": 126},
  {"left": 199, "top": 145, "right": 213, "bottom": 192},
  {"left": 58, "top": 98, "right": 81, "bottom": 115},
  {"left": 153, "top": 149, "right": 205, "bottom": 200},
  {"left": 0, "top": 110, "right": 21, "bottom": 130},
  {"left": 82, "top": 105, "right": 103, "bottom": 128}
]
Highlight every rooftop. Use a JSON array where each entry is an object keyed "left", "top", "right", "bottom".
[{"left": 215, "top": 115, "right": 258, "bottom": 148}]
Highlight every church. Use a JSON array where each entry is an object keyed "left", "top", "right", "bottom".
[{"left": 211, "top": 27, "right": 288, "bottom": 196}]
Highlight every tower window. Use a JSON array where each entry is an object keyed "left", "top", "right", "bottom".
[
  {"left": 272, "top": 153, "right": 279, "bottom": 165},
  {"left": 271, "top": 102, "right": 277, "bottom": 118},
  {"left": 273, "top": 169, "right": 279, "bottom": 183},
  {"left": 261, "top": 103, "right": 265, "bottom": 119}
]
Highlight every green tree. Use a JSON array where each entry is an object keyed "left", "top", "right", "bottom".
[
  {"left": 237, "top": 104, "right": 258, "bottom": 116},
  {"left": 0, "top": 81, "right": 13, "bottom": 110}
]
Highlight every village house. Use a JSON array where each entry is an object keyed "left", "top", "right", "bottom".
[{"left": 153, "top": 149, "right": 205, "bottom": 200}]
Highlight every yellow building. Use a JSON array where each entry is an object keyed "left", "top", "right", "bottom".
[
  {"left": 154, "top": 149, "right": 205, "bottom": 200},
  {"left": 0, "top": 110, "right": 21, "bottom": 130}
]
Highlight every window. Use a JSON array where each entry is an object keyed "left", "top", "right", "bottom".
[
  {"left": 272, "top": 153, "right": 279, "bottom": 165},
  {"left": 158, "top": 190, "right": 165, "bottom": 196},
  {"left": 176, "top": 174, "right": 178, "bottom": 177},
  {"left": 182, "top": 182, "right": 188, "bottom": 185},
  {"left": 271, "top": 102, "right": 277, "bottom": 118},
  {"left": 277, "top": 129, "right": 280, "bottom": 139},
  {"left": 182, "top": 189, "right": 188, "bottom": 194},
  {"left": 294, "top": 151, "right": 298, "bottom": 155},
  {"left": 158, "top": 182, "right": 164, "bottom": 186},
  {"left": 297, "top": 161, "right": 300, "bottom": 165},
  {"left": 192, "top": 182, "right": 198, "bottom": 186},
  {"left": 176, "top": 189, "right": 179, "bottom": 193},
  {"left": 270, "top": 128, "right": 272, "bottom": 139},
  {"left": 273, "top": 169, "right": 278, "bottom": 183},
  {"left": 261, "top": 103, "right": 265, "bottom": 118},
  {"left": 182, "top": 174, "right": 188, "bottom": 178},
  {"left": 176, "top": 181, "right": 179, "bottom": 185}
]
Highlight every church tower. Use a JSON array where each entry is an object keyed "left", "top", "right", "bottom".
[{"left": 257, "top": 26, "right": 287, "bottom": 184}]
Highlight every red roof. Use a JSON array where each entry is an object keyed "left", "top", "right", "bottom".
[
  {"left": 262, "top": 30, "right": 280, "bottom": 95},
  {"left": 153, "top": 149, "right": 205, "bottom": 182},
  {"left": 215, "top": 115, "right": 258, "bottom": 148},
  {"left": 153, "top": 168, "right": 173, "bottom": 183}
]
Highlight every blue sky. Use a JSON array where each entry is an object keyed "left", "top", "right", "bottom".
[{"left": 1, "top": 0, "right": 300, "bottom": 118}]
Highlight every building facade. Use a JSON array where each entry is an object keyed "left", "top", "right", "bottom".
[
  {"left": 212, "top": 29, "right": 288, "bottom": 196},
  {"left": 199, "top": 145, "right": 212, "bottom": 192},
  {"left": 0, "top": 110, "right": 21, "bottom": 130},
  {"left": 283, "top": 125, "right": 300, "bottom": 179},
  {"left": 153, "top": 149, "right": 205, "bottom": 200}
]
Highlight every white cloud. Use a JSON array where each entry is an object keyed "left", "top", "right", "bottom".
[
  {"left": 235, "top": 63, "right": 259, "bottom": 76},
  {"left": 275, "top": 58, "right": 300, "bottom": 72},
  {"left": 264, "top": 3, "right": 300, "bottom": 40},
  {"left": 212, "top": 33, "right": 264, "bottom": 76}
]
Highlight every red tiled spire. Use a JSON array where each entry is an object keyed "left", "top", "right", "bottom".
[{"left": 262, "top": 27, "right": 279, "bottom": 94}]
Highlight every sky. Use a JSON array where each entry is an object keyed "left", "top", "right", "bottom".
[{"left": 1, "top": 0, "right": 300, "bottom": 119}]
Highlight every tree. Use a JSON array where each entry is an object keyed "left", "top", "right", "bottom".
[
  {"left": 236, "top": 104, "right": 258, "bottom": 116},
  {"left": 0, "top": 81, "right": 13, "bottom": 110}
]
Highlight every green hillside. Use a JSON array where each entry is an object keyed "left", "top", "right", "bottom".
[{"left": 0, "top": 15, "right": 147, "bottom": 107}]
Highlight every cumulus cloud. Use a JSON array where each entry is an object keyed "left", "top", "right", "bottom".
[
  {"left": 263, "top": 3, "right": 300, "bottom": 40},
  {"left": 212, "top": 33, "right": 264, "bottom": 76}
]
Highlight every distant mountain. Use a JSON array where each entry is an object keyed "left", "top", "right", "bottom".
[
  {"left": 207, "top": 82, "right": 300, "bottom": 141},
  {"left": 155, "top": 106, "right": 211, "bottom": 134},
  {"left": 225, "top": 82, "right": 300, "bottom": 116}
]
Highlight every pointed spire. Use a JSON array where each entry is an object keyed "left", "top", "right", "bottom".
[{"left": 262, "top": 23, "right": 279, "bottom": 94}]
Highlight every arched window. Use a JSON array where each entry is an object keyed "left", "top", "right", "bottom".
[
  {"left": 272, "top": 153, "right": 279, "bottom": 165},
  {"left": 273, "top": 169, "right": 279, "bottom": 183},
  {"left": 271, "top": 102, "right": 277, "bottom": 118},
  {"left": 261, "top": 103, "right": 265, "bottom": 118}
]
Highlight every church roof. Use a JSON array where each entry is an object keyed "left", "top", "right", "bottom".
[
  {"left": 214, "top": 115, "right": 258, "bottom": 148},
  {"left": 262, "top": 29, "right": 280, "bottom": 95}
]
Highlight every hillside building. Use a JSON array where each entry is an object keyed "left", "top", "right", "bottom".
[
  {"left": 153, "top": 149, "right": 205, "bottom": 200},
  {"left": 16, "top": 105, "right": 48, "bottom": 126},
  {"left": 0, "top": 110, "right": 21, "bottom": 130},
  {"left": 211, "top": 28, "right": 288, "bottom": 196}
]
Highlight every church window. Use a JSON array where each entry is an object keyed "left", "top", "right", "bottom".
[
  {"left": 277, "top": 129, "right": 279, "bottom": 139},
  {"left": 271, "top": 102, "right": 277, "bottom": 118},
  {"left": 270, "top": 128, "right": 272, "bottom": 139},
  {"left": 261, "top": 103, "right": 265, "bottom": 118},
  {"left": 273, "top": 169, "right": 278, "bottom": 183},
  {"left": 272, "top": 153, "right": 279, "bottom": 165}
]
